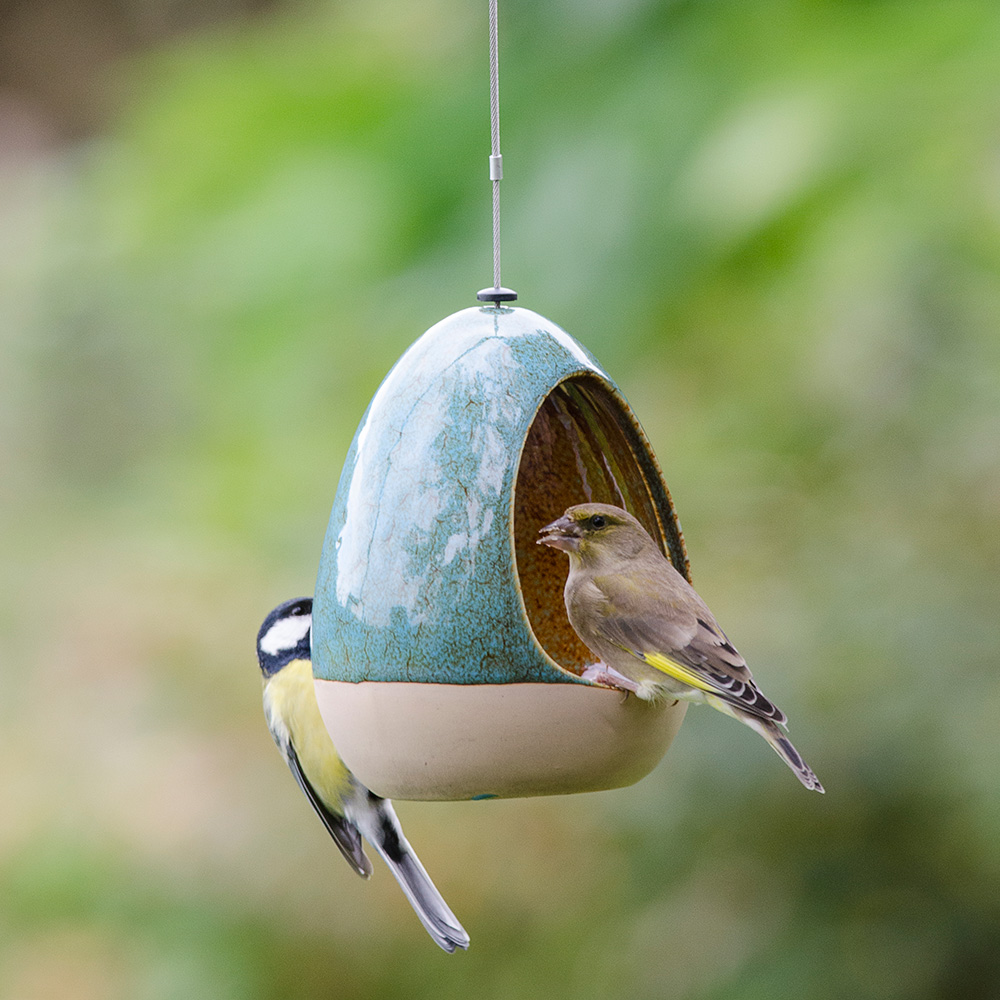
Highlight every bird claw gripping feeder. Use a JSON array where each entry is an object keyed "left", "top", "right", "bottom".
[{"left": 311, "top": 3, "right": 688, "bottom": 800}]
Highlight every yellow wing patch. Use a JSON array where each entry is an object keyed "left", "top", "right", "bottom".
[{"left": 638, "top": 650, "right": 718, "bottom": 695}]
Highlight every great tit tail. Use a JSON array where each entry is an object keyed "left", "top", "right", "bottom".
[{"left": 353, "top": 795, "right": 470, "bottom": 953}]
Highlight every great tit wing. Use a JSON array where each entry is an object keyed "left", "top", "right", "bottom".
[
  {"left": 589, "top": 570, "right": 787, "bottom": 726},
  {"left": 284, "top": 744, "right": 374, "bottom": 878}
]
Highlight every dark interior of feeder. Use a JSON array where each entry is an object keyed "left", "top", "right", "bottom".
[{"left": 513, "top": 373, "right": 689, "bottom": 675}]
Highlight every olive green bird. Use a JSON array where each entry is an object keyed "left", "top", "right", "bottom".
[{"left": 538, "top": 503, "right": 823, "bottom": 792}]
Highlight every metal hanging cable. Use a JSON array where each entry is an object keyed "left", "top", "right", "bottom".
[{"left": 477, "top": 0, "right": 517, "bottom": 307}]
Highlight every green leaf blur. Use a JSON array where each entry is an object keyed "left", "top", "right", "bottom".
[{"left": 2, "top": 1, "right": 998, "bottom": 997}]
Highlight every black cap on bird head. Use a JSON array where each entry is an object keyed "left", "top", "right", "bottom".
[
  {"left": 537, "top": 503, "right": 655, "bottom": 563},
  {"left": 257, "top": 597, "right": 313, "bottom": 676}
]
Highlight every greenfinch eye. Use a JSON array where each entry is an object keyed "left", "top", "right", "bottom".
[{"left": 589, "top": 515, "right": 606, "bottom": 529}]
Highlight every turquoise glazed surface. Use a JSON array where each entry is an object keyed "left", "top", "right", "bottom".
[{"left": 313, "top": 305, "right": 683, "bottom": 686}]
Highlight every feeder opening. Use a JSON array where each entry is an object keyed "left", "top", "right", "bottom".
[{"left": 513, "top": 373, "right": 688, "bottom": 676}]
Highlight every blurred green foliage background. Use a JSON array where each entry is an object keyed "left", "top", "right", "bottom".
[{"left": 2, "top": 0, "right": 999, "bottom": 997}]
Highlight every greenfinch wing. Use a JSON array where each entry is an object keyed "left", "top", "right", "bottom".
[{"left": 587, "top": 572, "right": 788, "bottom": 727}]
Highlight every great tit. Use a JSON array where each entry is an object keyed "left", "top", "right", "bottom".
[
  {"left": 539, "top": 504, "right": 823, "bottom": 792},
  {"left": 256, "top": 597, "right": 470, "bottom": 952}
]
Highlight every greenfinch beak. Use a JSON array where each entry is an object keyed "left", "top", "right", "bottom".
[{"left": 537, "top": 514, "right": 582, "bottom": 552}]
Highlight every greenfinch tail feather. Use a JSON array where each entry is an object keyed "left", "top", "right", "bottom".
[{"left": 737, "top": 712, "right": 825, "bottom": 793}]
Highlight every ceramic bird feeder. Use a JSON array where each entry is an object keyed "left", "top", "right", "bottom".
[{"left": 312, "top": 304, "right": 689, "bottom": 800}]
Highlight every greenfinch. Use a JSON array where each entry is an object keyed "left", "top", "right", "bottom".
[
  {"left": 538, "top": 504, "right": 823, "bottom": 793},
  {"left": 257, "top": 597, "right": 470, "bottom": 952}
]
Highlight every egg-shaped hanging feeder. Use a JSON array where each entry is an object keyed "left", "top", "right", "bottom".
[{"left": 312, "top": 305, "right": 689, "bottom": 800}]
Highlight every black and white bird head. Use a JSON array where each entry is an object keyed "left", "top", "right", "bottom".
[{"left": 256, "top": 597, "right": 313, "bottom": 677}]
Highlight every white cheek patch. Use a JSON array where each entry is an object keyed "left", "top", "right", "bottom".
[{"left": 261, "top": 614, "right": 312, "bottom": 656}]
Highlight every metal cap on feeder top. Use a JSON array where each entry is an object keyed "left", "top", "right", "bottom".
[
  {"left": 477, "top": 286, "right": 518, "bottom": 306},
  {"left": 312, "top": 304, "right": 688, "bottom": 800}
]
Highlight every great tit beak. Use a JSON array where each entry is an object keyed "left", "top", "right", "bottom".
[{"left": 537, "top": 514, "right": 582, "bottom": 552}]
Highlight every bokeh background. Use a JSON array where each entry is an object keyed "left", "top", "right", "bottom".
[{"left": 2, "top": 1, "right": 999, "bottom": 997}]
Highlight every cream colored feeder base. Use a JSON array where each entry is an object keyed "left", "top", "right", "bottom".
[{"left": 316, "top": 679, "right": 687, "bottom": 801}]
